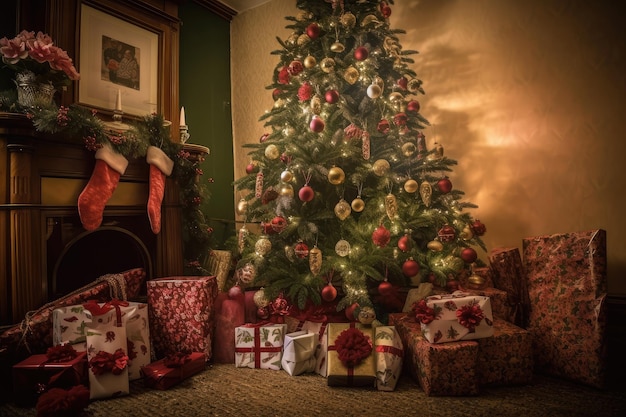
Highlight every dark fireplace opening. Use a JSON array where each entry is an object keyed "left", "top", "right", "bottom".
[{"left": 46, "top": 214, "right": 155, "bottom": 301}]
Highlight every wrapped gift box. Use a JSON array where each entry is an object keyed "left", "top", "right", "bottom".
[
  {"left": 12, "top": 350, "right": 87, "bottom": 406},
  {"left": 148, "top": 276, "right": 218, "bottom": 361},
  {"left": 476, "top": 319, "right": 533, "bottom": 386},
  {"left": 281, "top": 331, "right": 316, "bottom": 376},
  {"left": 522, "top": 229, "right": 608, "bottom": 388},
  {"left": 389, "top": 313, "right": 479, "bottom": 396},
  {"left": 53, "top": 301, "right": 150, "bottom": 381},
  {"left": 326, "top": 323, "right": 376, "bottom": 387},
  {"left": 85, "top": 308, "right": 130, "bottom": 400},
  {"left": 141, "top": 352, "right": 206, "bottom": 390},
  {"left": 212, "top": 292, "right": 245, "bottom": 364},
  {"left": 463, "top": 287, "right": 511, "bottom": 323},
  {"left": 374, "top": 326, "right": 403, "bottom": 391},
  {"left": 419, "top": 292, "right": 494, "bottom": 344},
  {"left": 0, "top": 268, "right": 145, "bottom": 361},
  {"left": 235, "top": 323, "right": 286, "bottom": 370},
  {"left": 489, "top": 247, "right": 531, "bottom": 328}
]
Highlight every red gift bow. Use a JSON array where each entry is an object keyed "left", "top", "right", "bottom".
[
  {"left": 36, "top": 384, "right": 90, "bottom": 417},
  {"left": 456, "top": 302, "right": 485, "bottom": 332},
  {"left": 327, "top": 323, "right": 372, "bottom": 385},
  {"left": 375, "top": 345, "right": 403, "bottom": 357},
  {"left": 83, "top": 299, "right": 129, "bottom": 327},
  {"left": 88, "top": 348, "right": 128, "bottom": 376},
  {"left": 45, "top": 343, "right": 78, "bottom": 363},
  {"left": 235, "top": 324, "right": 282, "bottom": 368}
]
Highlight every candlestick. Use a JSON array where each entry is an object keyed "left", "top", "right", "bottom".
[
  {"left": 115, "top": 90, "right": 122, "bottom": 111},
  {"left": 180, "top": 106, "right": 186, "bottom": 126}
]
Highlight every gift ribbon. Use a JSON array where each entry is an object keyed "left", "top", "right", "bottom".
[
  {"left": 142, "top": 355, "right": 205, "bottom": 388},
  {"left": 327, "top": 323, "right": 355, "bottom": 385},
  {"left": 235, "top": 325, "right": 282, "bottom": 368},
  {"left": 82, "top": 299, "right": 129, "bottom": 327},
  {"left": 375, "top": 345, "right": 403, "bottom": 357}
]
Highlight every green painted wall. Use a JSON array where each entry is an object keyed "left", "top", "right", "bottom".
[{"left": 179, "top": 2, "right": 234, "bottom": 248}]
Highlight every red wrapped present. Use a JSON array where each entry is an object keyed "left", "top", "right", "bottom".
[
  {"left": 390, "top": 313, "right": 479, "bottom": 396},
  {"left": 326, "top": 323, "right": 376, "bottom": 387},
  {"left": 522, "top": 229, "right": 608, "bottom": 388},
  {"left": 489, "top": 247, "right": 531, "bottom": 328},
  {"left": 141, "top": 352, "right": 206, "bottom": 390},
  {"left": 476, "top": 319, "right": 533, "bottom": 386},
  {"left": 463, "top": 287, "right": 512, "bottom": 323},
  {"left": 234, "top": 323, "right": 286, "bottom": 370},
  {"left": 212, "top": 292, "right": 245, "bottom": 364},
  {"left": 12, "top": 345, "right": 87, "bottom": 406},
  {"left": 0, "top": 268, "right": 145, "bottom": 362},
  {"left": 147, "top": 276, "right": 218, "bottom": 361}
]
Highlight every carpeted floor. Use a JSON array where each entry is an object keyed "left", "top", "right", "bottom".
[{"left": 1, "top": 363, "right": 626, "bottom": 417}]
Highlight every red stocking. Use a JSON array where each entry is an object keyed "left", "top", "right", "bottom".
[
  {"left": 146, "top": 146, "right": 174, "bottom": 234},
  {"left": 77, "top": 144, "right": 128, "bottom": 231}
]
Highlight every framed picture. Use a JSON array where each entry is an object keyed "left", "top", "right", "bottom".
[{"left": 78, "top": 4, "right": 159, "bottom": 117}]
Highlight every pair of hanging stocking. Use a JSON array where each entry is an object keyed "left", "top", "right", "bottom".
[{"left": 77, "top": 145, "right": 173, "bottom": 234}]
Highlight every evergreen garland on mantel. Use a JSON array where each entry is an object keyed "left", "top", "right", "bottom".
[{"left": 8, "top": 102, "right": 214, "bottom": 275}]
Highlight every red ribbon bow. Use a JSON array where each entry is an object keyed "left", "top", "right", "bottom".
[{"left": 88, "top": 348, "right": 128, "bottom": 376}]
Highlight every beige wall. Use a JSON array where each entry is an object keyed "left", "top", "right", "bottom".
[{"left": 230, "top": 0, "right": 626, "bottom": 295}]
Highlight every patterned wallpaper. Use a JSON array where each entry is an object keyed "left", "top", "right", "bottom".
[{"left": 230, "top": 0, "right": 626, "bottom": 295}]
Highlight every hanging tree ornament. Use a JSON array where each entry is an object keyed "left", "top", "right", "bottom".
[
  {"left": 402, "top": 258, "right": 420, "bottom": 277},
  {"left": 328, "top": 166, "right": 346, "bottom": 185},
  {"left": 304, "top": 55, "right": 316, "bottom": 68},
  {"left": 320, "top": 57, "right": 336, "bottom": 73},
  {"left": 299, "top": 170, "right": 315, "bottom": 202},
  {"left": 280, "top": 169, "right": 293, "bottom": 182},
  {"left": 321, "top": 271, "right": 338, "bottom": 301},
  {"left": 280, "top": 183, "right": 294, "bottom": 197},
  {"left": 310, "top": 94, "right": 322, "bottom": 114},
  {"left": 372, "top": 159, "right": 390, "bottom": 176},
  {"left": 310, "top": 115, "right": 325, "bottom": 132},
  {"left": 255, "top": 171, "right": 264, "bottom": 199},
  {"left": 236, "top": 198, "right": 248, "bottom": 216},
  {"left": 255, "top": 235, "right": 272, "bottom": 256},
  {"left": 309, "top": 245, "right": 322, "bottom": 276},
  {"left": 238, "top": 224, "right": 248, "bottom": 253},
  {"left": 237, "top": 262, "right": 257, "bottom": 285},
  {"left": 351, "top": 196, "right": 365, "bottom": 212},
  {"left": 367, "top": 83, "right": 382, "bottom": 99},
  {"left": 334, "top": 198, "right": 351, "bottom": 220},
  {"left": 419, "top": 181, "right": 432, "bottom": 207},
  {"left": 438, "top": 225, "right": 456, "bottom": 243},
  {"left": 335, "top": 239, "right": 351, "bottom": 257},
  {"left": 460, "top": 224, "right": 474, "bottom": 240},
  {"left": 265, "top": 144, "right": 280, "bottom": 160},
  {"left": 330, "top": 41, "right": 345, "bottom": 53},
  {"left": 253, "top": 287, "right": 270, "bottom": 308},
  {"left": 372, "top": 224, "right": 391, "bottom": 247},
  {"left": 404, "top": 178, "right": 418, "bottom": 193},
  {"left": 271, "top": 215, "right": 287, "bottom": 233},
  {"left": 401, "top": 142, "right": 416, "bottom": 157},
  {"left": 362, "top": 131, "right": 370, "bottom": 160},
  {"left": 385, "top": 191, "right": 397, "bottom": 220},
  {"left": 437, "top": 177, "right": 452, "bottom": 194},
  {"left": 343, "top": 66, "right": 359, "bottom": 84},
  {"left": 294, "top": 241, "right": 309, "bottom": 258},
  {"left": 325, "top": 89, "right": 339, "bottom": 104},
  {"left": 427, "top": 239, "right": 444, "bottom": 252},
  {"left": 340, "top": 11, "right": 357, "bottom": 28}
]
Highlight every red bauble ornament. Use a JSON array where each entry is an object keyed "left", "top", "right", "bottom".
[
  {"left": 460, "top": 247, "right": 478, "bottom": 263},
  {"left": 372, "top": 225, "right": 391, "bottom": 247},
  {"left": 471, "top": 220, "right": 487, "bottom": 236},
  {"left": 377, "top": 119, "right": 390, "bottom": 134},
  {"left": 306, "top": 23, "right": 321, "bottom": 39},
  {"left": 378, "top": 280, "right": 393, "bottom": 296},
  {"left": 271, "top": 216, "right": 287, "bottom": 233},
  {"left": 437, "top": 177, "right": 452, "bottom": 194},
  {"left": 407, "top": 100, "right": 420, "bottom": 113},
  {"left": 380, "top": 2, "right": 392, "bottom": 18},
  {"left": 325, "top": 89, "right": 339, "bottom": 104},
  {"left": 257, "top": 307, "right": 269, "bottom": 319},
  {"left": 228, "top": 285, "right": 242, "bottom": 299},
  {"left": 345, "top": 303, "right": 359, "bottom": 321},
  {"left": 310, "top": 116, "right": 325, "bottom": 133},
  {"left": 288, "top": 60, "right": 304, "bottom": 75},
  {"left": 295, "top": 241, "right": 309, "bottom": 258},
  {"left": 397, "top": 77, "right": 408, "bottom": 90},
  {"left": 402, "top": 259, "right": 420, "bottom": 277},
  {"left": 354, "top": 46, "right": 369, "bottom": 61},
  {"left": 261, "top": 221, "right": 276, "bottom": 235},
  {"left": 438, "top": 225, "right": 456, "bottom": 242},
  {"left": 321, "top": 284, "right": 338, "bottom": 302},
  {"left": 397, "top": 235, "right": 412, "bottom": 252},
  {"left": 259, "top": 133, "right": 269, "bottom": 143},
  {"left": 245, "top": 163, "right": 257, "bottom": 174},
  {"left": 298, "top": 185, "right": 314, "bottom": 202}
]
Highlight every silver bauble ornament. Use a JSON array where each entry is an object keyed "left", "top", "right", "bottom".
[
  {"left": 335, "top": 239, "right": 351, "bottom": 257},
  {"left": 236, "top": 198, "right": 248, "bottom": 215},
  {"left": 255, "top": 236, "right": 272, "bottom": 256},
  {"left": 367, "top": 83, "right": 382, "bottom": 99},
  {"left": 280, "top": 169, "right": 293, "bottom": 182}
]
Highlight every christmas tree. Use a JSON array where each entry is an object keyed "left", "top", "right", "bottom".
[{"left": 231, "top": 0, "right": 487, "bottom": 319}]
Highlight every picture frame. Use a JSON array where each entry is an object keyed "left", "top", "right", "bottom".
[{"left": 78, "top": 3, "right": 159, "bottom": 117}]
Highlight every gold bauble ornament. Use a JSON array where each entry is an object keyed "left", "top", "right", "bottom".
[
  {"left": 236, "top": 198, "right": 248, "bottom": 215},
  {"left": 253, "top": 288, "right": 269, "bottom": 307},
  {"left": 335, "top": 239, "right": 351, "bottom": 257},
  {"left": 265, "top": 144, "right": 280, "bottom": 160},
  {"left": 427, "top": 240, "right": 443, "bottom": 252},
  {"left": 280, "top": 183, "right": 294, "bottom": 197},
  {"left": 402, "top": 142, "right": 417, "bottom": 157},
  {"left": 467, "top": 274, "right": 486, "bottom": 289},
  {"left": 404, "top": 179, "right": 418, "bottom": 193},
  {"left": 309, "top": 246, "right": 322, "bottom": 276},
  {"left": 351, "top": 197, "right": 365, "bottom": 212},
  {"left": 330, "top": 41, "right": 345, "bottom": 53},
  {"left": 280, "top": 169, "right": 293, "bottom": 182},
  {"left": 334, "top": 199, "right": 351, "bottom": 220},
  {"left": 343, "top": 66, "right": 359, "bottom": 84},
  {"left": 372, "top": 159, "right": 390, "bottom": 176},
  {"left": 373, "top": 76, "right": 384, "bottom": 89},
  {"left": 361, "top": 14, "right": 382, "bottom": 27},
  {"left": 304, "top": 55, "right": 317, "bottom": 68},
  {"left": 340, "top": 12, "right": 357, "bottom": 28},
  {"left": 389, "top": 92, "right": 403, "bottom": 102},
  {"left": 255, "top": 236, "right": 272, "bottom": 256},
  {"left": 320, "top": 57, "right": 336, "bottom": 73},
  {"left": 460, "top": 225, "right": 474, "bottom": 240},
  {"left": 328, "top": 166, "right": 346, "bottom": 185},
  {"left": 357, "top": 306, "right": 376, "bottom": 325}
]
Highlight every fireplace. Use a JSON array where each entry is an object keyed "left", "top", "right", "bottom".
[{"left": 1, "top": 113, "right": 184, "bottom": 325}]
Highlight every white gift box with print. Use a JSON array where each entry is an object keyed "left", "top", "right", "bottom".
[
  {"left": 234, "top": 323, "right": 286, "bottom": 370},
  {"left": 52, "top": 301, "right": 150, "bottom": 380},
  {"left": 296, "top": 320, "right": 329, "bottom": 377},
  {"left": 281, "top": 330, "right": 317, "bottom": 376},
  {"left": 421, "top": 291, "right": 494, "bottom": 344},
  {"left": 85, "top": 307, "right": 130, "bottom": 400},
  {"left": 374, "top": 326, "right": 404, "bottom": 391}
]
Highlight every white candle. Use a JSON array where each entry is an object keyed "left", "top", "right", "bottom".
[
  {"left": 115, "top": 89, "right": 122, "bottom": 111},
  {"left": 180, "top": 106, "right": 186, "bottom": 126}
]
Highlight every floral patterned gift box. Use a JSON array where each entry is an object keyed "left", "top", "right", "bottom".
[
  {"left": 147, "top": 276, "right": 218, "bottom": 361},
  {"left": 522, "top": 229, "right": 608, "bottom": 388},
  {"left": 416, "top": 291, "right": 494, "bottom": 344},
  {"left": 489, "top": 247, "right": 531, "bottom": 328},
  {"left": 235, "top": 323, "right": 287, "bottom": 370}
]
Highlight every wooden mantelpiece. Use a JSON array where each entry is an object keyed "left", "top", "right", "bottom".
[{"left": 0, "top": 112, "right": 184, "bottom": 325}]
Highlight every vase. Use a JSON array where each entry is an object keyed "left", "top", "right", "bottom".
[{"left": 14, "top": 71, "right": 56, "bottom": 107}]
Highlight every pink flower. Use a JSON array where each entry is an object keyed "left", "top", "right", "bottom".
[{"left": 0, "top": 32, "right": 30, "bottom": 64}]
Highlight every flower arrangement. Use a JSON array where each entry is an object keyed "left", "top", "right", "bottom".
[{"left": 0, "top": 30, "right": 80, "bottom": 89}]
